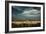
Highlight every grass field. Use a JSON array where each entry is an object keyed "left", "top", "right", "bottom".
[{"left": 12, "top": 20, "right": 41, "bottom": 28}]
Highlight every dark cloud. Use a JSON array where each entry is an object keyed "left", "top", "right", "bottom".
[{"left": 12, "top": 6, "right": 41, "bottom": 20}]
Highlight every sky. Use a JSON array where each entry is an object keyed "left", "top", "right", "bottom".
[{"left": 12, "top": 6, "right": 41, "bottom": 20}]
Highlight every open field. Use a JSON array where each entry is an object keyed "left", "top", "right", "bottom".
[
  {"left": 12, "top": 20, "right": 41, "bottom": 28},
  {"left": 12, "top": 20, "right": 41, "bottom": 24}
]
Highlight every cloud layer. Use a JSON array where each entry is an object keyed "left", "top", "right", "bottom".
[{"left": 12, "top": 6, "right": 41, "bottom": 20}]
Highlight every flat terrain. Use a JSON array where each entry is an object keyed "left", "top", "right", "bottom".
[
  {"left": 12, "top": 20, "right": 41, "bottom": 24},
  {"left": 12, "top": 20, "right": 41, "bottom": 28}
]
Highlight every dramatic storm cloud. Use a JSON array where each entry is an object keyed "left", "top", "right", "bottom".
[{"left": 12, "top": 6, "right": 41, "bottom": 20}]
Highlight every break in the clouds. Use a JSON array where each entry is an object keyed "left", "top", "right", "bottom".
[{"left": 12, "top": 6, "right": 41, "bottom": 20}]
